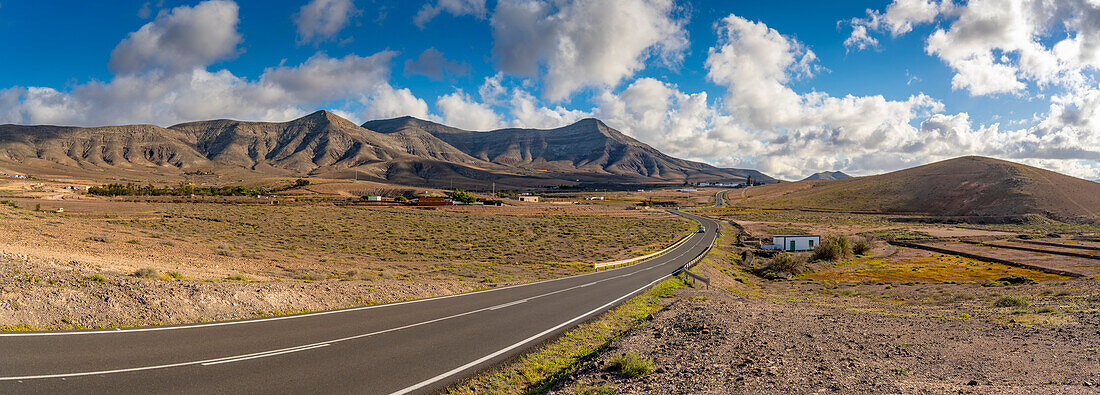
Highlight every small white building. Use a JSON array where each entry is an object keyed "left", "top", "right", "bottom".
[
  {"left": 584, "top": 196, "right": 605, "bottom": 200},
  {"left": 763, "top": 235, "right": 821, "bottom": 252},
  {"left": 678, "top": 188, "right": 698, "bottom": 192},
  {"left": 366, "top": 196, "right": 383, "bottom": 202},
  {"left": 518, "top": 196, "right": 539, "bottom": 202}
]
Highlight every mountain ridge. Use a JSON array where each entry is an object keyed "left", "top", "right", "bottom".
[
  {"left": 0, "top": 110, "right": 770, "bottom": 188},
  {"left": 801, "top": 171, "right": 852, "bottom": 181}
]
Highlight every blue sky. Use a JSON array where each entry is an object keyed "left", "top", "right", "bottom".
[{"left": 0, "top": 0, "right": 1097, "bottom": 180}]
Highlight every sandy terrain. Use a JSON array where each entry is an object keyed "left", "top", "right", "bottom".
[{"left": 551, "top": 280, "right": 1100, "bottom": 394}]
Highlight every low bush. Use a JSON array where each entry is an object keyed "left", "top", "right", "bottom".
[
  {"left": 812, "top": 235, "right": 852, "bottom": 261},
  {"left": 996, "top": 275, "right": 1035, "bottom": 285},
  {"left": 167, "top": 271, "right": 183, "bottom": 279},
  {"left": 993, "top": 295, "right": 1029, "bottom": 307},
  {"left": 85, "top": 235, "right": 111, "bottom": 243},
  {"left": 852, "top": 237, "right": 874, "bottom": 255},
  {"left": 85, "top": 274, "right": 106, "bottom": 283},
  {"left": 576, "top": 384, "right": 617, "bottom": 395},
  {"left": 132, "top": 268, "right": 158, "bottom": 278},
  {"left": 608, "top": 351, "right": 656, "bottom": 377},
  {"left": 754, "top": 252, "right": 809, "bottom": 279}
]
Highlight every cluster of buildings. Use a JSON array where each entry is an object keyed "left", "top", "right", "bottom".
[{"left": 1, "top": 173, "right": 27, "bottom": 179}]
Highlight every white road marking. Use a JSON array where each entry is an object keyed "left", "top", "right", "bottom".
[
  {"left": 0, "top": 220, "right": 704, "bottom": 338},
  {"left": 390, "top": 273, "right": 676, "bottom": 395},
  {"left": 0, "top": 224, "right": 714, "bottom": 382},
  {"left": 489, "top": 299, "right": 529, "bottom": 310},
  {"left": 201, "top": 344, "right": 330, "bottom": 366},
  {"left": 0, "top": 214, "right": 716, "bottom": 387}
]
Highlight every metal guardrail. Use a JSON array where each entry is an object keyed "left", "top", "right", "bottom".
[
  {"left": 674, "top": 223, "right": 717, "bottom": 289},
  {"left": 593, "top": 231, "right": 694, "bottom": 270}
]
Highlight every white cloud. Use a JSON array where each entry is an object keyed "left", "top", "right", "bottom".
[
  {"left": 847, "top": 0, "right": 1100, "bottom": 97},
  {"left": 358, "top": 85, "right": 432, "bottom": 121},
  {"left": 490, "top": 0, "right": 688, "bottom": 101},
  {"left": 0, "top": 51, "right": 413, "bottom": 127},
  {"left": 414, "top": 0, "right": 487, "bottom": 28},
  {"left": 293, "top": 0, "right": 360, "bottom": 45},
  {"left": 109, "top": 0, "right": 241, "bottom": 75},
  {"left": 0, "top": 0, "right": 437, "bottom": 127},
  {"left": 843, "top": 24, "right": 878, "bottom": 51},
  {"left": 437, "top": 91, "right": 502, "bottom": 130}
]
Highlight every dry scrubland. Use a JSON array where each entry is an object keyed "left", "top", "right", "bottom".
[
  {"left": 545, "top": 217, "right": 1100, "bottom": 393},
  {"left": 0, "top": 200, "right": 692, "bottom": 330}
]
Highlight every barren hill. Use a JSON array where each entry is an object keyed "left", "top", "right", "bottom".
[
  {"left": 735, "top": 156, "right": 1100, "bottom": 222},
  {"left": 801, "top": 171, "right": 851, "bottom": 181},
  {"left": 363, "top": 116, "right": 771, "bottom": 184},
  {"left": 0, "top": 111, "right": 771, "bottom": 189}
]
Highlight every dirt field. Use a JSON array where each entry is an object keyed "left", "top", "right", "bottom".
[
  {"left": 548, "top": 217, "right": 1100, "bottom": 394},
  {"left": 551, "top": 281, "right": 1100, "bottom": 394},
  {"left": 918, "top": 241, "right": 1100, "bottom": 278},
  {"left": 0, "top": 199, "right": 692, "bottom": 329}
]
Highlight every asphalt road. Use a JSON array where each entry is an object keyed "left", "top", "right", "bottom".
[
  {"left": 714, "top": 190, "right": 728, "bottom": 207},
  {"left": 0, "top": 211, "right": 719, "bottom": 394}
]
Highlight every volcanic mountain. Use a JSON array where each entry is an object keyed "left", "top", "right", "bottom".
[
  {"left": 363, "top": 116, "right": 771, "bottom": 184},
  {"left": 801, "top": 171, "right": 851, "bottom": 181},
  {"left": 0, "top": 111, "right": 771, "bottom": 188},
  {"left": 737, "top": 156, "right": 1100, "bottom": 223}
]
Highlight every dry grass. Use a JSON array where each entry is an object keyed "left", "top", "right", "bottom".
[
  {"left": 451, "top": 277, "right": 686, "bottom": 394},
  {"left": 801, "top": 253, "right": 1070, "bottom": 284}
]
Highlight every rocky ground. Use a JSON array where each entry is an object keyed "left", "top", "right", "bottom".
[{"left": 550, "top": 280, "right": 1100, "bottom": 394}]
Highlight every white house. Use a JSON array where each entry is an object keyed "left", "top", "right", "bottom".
[
  {"left": 763, "top": 235, "right": 821, "bottom": 251},
  {"left": 366, "top": 196, "right": 383, "bottom": 202}
]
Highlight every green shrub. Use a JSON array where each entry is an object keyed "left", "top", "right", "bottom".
[
  {"left": 996, "top": 275, "right": 1035, "bottom": 285},
  {"left": 756, "top": 252, "right": 808, "bottom": 279},
  {"left": 85, "top": 235, "right": 111, "bottom": 243},
  {"left": 812, "top": 235, "right": 852, "bottom": 261},
  {"left": 608, "top": 351, "right": 655, "bottom": 377},
  {"left": 167, "top": 271, "right": 183, "bottom": 279},
  {"left": 577, "top": 384, "right": 618, "bottom": 395},
  {"left": 852, "top": 237, "right": 874, "bottom": 255},
  {"left": 994, "top": 295, "right": 1029, "bottom": 307},
  {"left": 394, "top": 196, "right": 408, "bottom": 203},
  {"left": 449, "top": 189, "right": 477, "bottom": 204},
  {"left": 85, "top": 274, "right": 106, "bottom": 283},
  {"left": 132, "top": 268, "right": 158, "bottom": 278}
]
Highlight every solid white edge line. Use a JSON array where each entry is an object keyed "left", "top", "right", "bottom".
[
  {"left": 0, "top": 229, "right": 711, "bottom": 382},
  {"left": 0, "top": 211, "right": 704, "bottom": 338},
  {"left": 389, "top": 273, "right": 674, "bottom": 395}
]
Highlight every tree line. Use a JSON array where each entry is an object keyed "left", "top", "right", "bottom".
[{"left": 87, "top": 179, "right": 309, "bottom": 197}]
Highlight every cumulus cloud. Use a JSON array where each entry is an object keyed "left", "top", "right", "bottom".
[
  {"left": 414, "top": 0, "right": 487, "bottom": 28},
  {"left": 0, "top": 1, "right": 426, "bottom": 128},
  {"left": 293, "top": 0, "right": 360, "bottom": 45},
  {"left": 109, "top": 0, "right": 241, "bottom": 75},
  {"left": 490, "top": 0, "right": 688, "bottom": 101},
  {"left": 847, "top": 0, "right": 1100, "bottom": 97},
  {"left": 437, "top": 91, "right": 502, "bottom": 130},
  {"left": 404, "top": 47, "right": 468, "bottom": 79},
  {"left": 0, "top": 51, "right": 417, "bottom": 127}
]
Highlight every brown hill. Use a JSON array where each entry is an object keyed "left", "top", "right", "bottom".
[
  {"left": 363, "top": 116, "right": 771, "bottom": 184},
  {"left": 734, "top": 156, "right": 1100, "bottom": 222},
  {"left": 0, "top": 111, "right": 771, "bottom": 189}
]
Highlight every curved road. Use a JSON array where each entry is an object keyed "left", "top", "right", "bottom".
[{"left": 0, "top": 211, "right": 719, "bottom": 394}]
